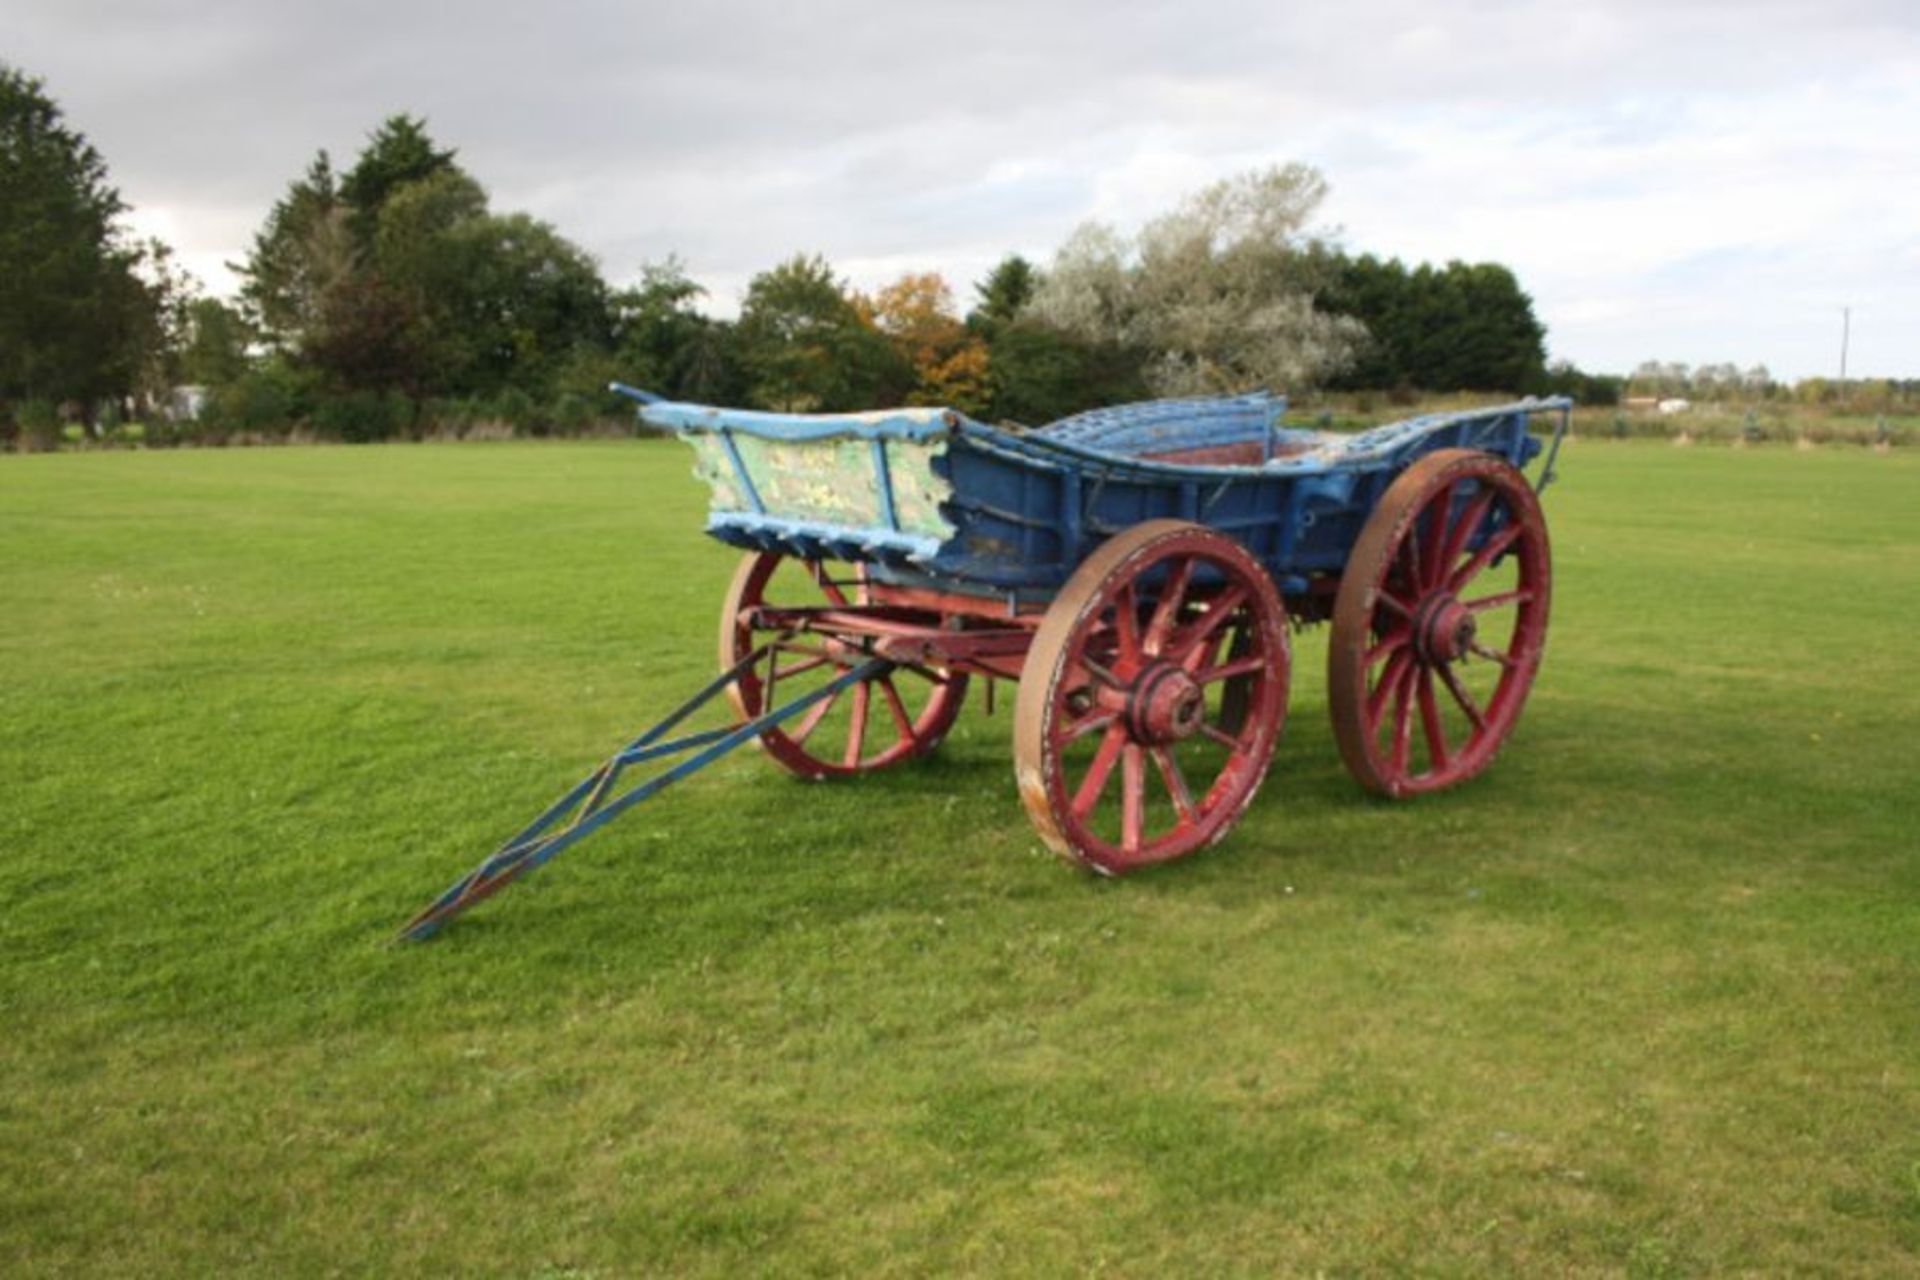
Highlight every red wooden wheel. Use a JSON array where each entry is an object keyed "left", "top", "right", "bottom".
[
  {"left": 1328, "top": 449, "right": 1551, "bottom": 797},
  {"left": 720, "top": 552, "right": 968, "bottom": 779},
  {"left": 1013, "top": 520, "right": 1290, "bottom": 874}
]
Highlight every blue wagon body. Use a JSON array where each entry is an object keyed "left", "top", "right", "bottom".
[{"left": 633, "top": 389, "right": 1567, "bottom": 599}]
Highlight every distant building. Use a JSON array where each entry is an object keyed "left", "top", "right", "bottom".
[
  {"left": 168, "top": 385, "right": 209, "bottom": 421},
  {"left": 1656, "top": 398, "right": 1692, "bottom": 415}
]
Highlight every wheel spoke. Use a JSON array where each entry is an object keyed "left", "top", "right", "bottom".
[
  {"left": 1113, "top": 585, "right": 1143, "bottom": 668},
  {"left": 1417, "top": 670, "right": 1450, "bottom": 772},
  {"left": 1389, "top": 662, "right": 1415, "bottom": 772},
  {"left": 843, "top": 681, "right": 870, "bottom": 766},
  {"left": 1366, "top": 648, "right": 1415, "bottom": 728},
  {"left": 1057, "top": 707, "right": 1120, "bottom": 746},
  {"left": 1419, "top": 481, "right": 1455, "bottom": 590},
  {"left": 790, "top": 689, "right": 841, "bottom": 745},
  {"left": 1080, "top": 655, "right": 1124, "bottom": 689},
  {"left": 1467, "top": 639, "right": 1515, "bottom": 668},
  {"left": 1071, "top": 723, "right": 1127, "bottom": 817},
  {"left": 1197, "top": 720, "right": 1242, "bottom": 750},
  {"left": 771, "top": 653, "right": 832, "bottom": 681},
  {"left": 1170, "top": 585, "right": 1249, "bottom": 667},
  {"left": 1195, "top": 653, "right": 1267, "bottom": 685},
  {"left": 877, "top": 675, "right": 915, "bottom": 739},
  {"left": 1401, "top": 512, "right": 1423, "bottom": 589},
  {"left": 1462, "top": 588, "right": 1532, "bottom": 614},
  {"left": 1144, "top": 557, "right": 1195, "bottom": 654},
  {"left": 1121, "top": 745, "right": 1145, "bottom": 856},
  {"left": 1438, "top": 489, "right": 1496, "bottom": 582},
  {"left": 1437, "top": 662, "right": 1487, "bottom": 732},
  {"left": 1151, "top": 746, "right": 1197, "bottom": 822},
  {"left": 1449, "top": 525, "right": 1522, "bottom": 592},
  {"left": 1364, "top": 628, "right": 1410, "bottom": 668},
  {"left": 1375, "top": 590, "right": 1415, "bottom": 623},
  {"left": 1207, "top": 623, "right": 1240, "bottom": 668}
]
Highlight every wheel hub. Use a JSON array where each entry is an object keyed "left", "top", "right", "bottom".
[
  {"left": 1414, "top": 594, "right": 1476, "bottom": 665},
  {"left": 1126, "top": 662, "right": 1205, "bottom": 745}
]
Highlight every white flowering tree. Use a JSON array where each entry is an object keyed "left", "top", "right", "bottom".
[{"left": 1027, "top": 165, "right": 1365, "bottom": 396}]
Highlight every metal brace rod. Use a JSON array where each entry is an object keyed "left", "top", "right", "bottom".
[
  {"left": 399, "top": 646, "right": 892, "bottom": 941},
  {"left": 1534, "top": 401, "right": 1573, "bottom": 496}
]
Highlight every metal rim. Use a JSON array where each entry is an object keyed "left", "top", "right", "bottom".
[
  {"left": 1013, "top": 520, "right": 1290, "bottom": 873},
  {"left": 1328, "top": 449, "right": 1552, "bottom": 797},
  {"left": 720, "top": 552, "right": 968, "bottom": 779}
]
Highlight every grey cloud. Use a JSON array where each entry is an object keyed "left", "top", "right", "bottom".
[{"left": 4, "top": 0, "right": 1917, "bottom": 375}]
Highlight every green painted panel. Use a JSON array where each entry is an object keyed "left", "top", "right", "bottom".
[
  {"left": 882, "top": 441, "right": 952, "bottom": 539},
  {"left": 680, "top": 431, "right": 955, "bottom": 541}
]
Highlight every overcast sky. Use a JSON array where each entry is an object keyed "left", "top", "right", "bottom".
[{"left": 7, "top": 0, "right": 1917, "bottom": 379}]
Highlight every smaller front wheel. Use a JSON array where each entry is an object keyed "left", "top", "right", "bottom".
[
  {"left": 1013, "top": 521, "right": 1290, "bottom": 874},
  {"left": 721, "top": 551, "right": 968, "bottom": 779}
]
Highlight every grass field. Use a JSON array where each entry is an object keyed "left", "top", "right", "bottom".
[{"left": 4, "top": 438, "right": 1918, "bottom": 1275}]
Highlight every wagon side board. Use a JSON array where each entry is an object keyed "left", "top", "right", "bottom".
[{"left": 647, "top": 396, "right": 1565, "bottom": 600}]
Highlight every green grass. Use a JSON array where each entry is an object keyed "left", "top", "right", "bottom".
[{"left": 4, "top": 439, "right": 1918, "bottom": 1275}]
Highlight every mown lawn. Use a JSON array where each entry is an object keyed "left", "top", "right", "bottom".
[{"left": 3, "top": 438, "right": 1917, "bottom": 1275}]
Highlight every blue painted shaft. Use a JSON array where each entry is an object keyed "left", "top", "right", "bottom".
[
  {"left": 400, "top": 654, "right": 891, "bottom": 941},
  {"left": 480, "top": 645, "right": 775, "bottom": 860},
  {"left": 617, "top": 723, "right": 738, "bottom": 766}
]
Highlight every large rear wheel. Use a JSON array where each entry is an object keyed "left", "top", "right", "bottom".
[
  {"left": 1328, "top": 449, "right": 1551, "bottom": 797},
  {"left": 1014, "top": 520, "right": 1290, "bottom": 873}
]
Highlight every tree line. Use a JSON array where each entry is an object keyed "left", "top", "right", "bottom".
[{"left": 8, "top": 62, "right": 1667, "bottom": 451}]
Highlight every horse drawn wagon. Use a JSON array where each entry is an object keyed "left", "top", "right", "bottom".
[{"left": 402, "top": 387, "right": 1569, "bottom": 938}]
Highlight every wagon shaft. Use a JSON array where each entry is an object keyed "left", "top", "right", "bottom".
[{"left": 399, "top": 648, "right": 891, "bottom": 940}]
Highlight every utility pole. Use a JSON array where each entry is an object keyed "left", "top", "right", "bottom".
[{"left": 1839, "top": 306, "right": 1850, "bottom": 405}]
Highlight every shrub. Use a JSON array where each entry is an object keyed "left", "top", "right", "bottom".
[
  {"left": 385, "top": 390, "right": 418, "bottom": 441},
  {"left": 420, "top": 398, "right": 470, "bottom": 438},
  {"left": 551, "top": 392, "right": 592, "bottom": 435},
  {"left": 17, "top": 399, "right": 60, "bottom": 451},
  {"left": 141, "top": 416, "right": 183, "bottom": 448},
  {"left": 312, "top": 390, "right": 413, "bottom": 443},
  {"left": 214, "top": 372, "right": 296, "bottom": 436},
  {"left": 490, "top": 387, "right": 537, "bottom": 436}
]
